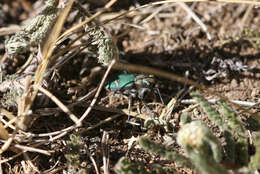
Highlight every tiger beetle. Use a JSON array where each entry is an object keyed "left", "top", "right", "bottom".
[{"left": 105, "top": 73, "right": 163, "bottom": 119}]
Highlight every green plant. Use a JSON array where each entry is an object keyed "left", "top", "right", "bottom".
[
  {"left": 114, "top": 157, "right": 149, "bottom": 174},
  {"left": 242, "top": 28, "right": 260, "bottom": 51},
  {"left": 85, "top": 25, "right": 119, "bottom": 65},
  {"left": 177, "top": 121, "right": 229, "bottom": 174},
  {"left": 64, "top": 134, "right": 87, "bottom": 174},
  {"left": 114, "top": 157, "right": 178, "bottom": 174},
  {"left": 115, "top": 91, "right": 260, "bottom": 174},
  {"left": 5, "top": 0, "right": 59, "bottom": 57},
  {"left": 139, "top": 137, "right": 193, "bottom": 169}
]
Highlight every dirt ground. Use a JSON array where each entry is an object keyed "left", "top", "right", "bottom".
[{"left": 0, "top": 0, "right": 260, "bottom": 174}]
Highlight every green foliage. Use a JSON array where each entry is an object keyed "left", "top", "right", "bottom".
[
  {"left": 248, "top": 132, "right": 260, "bottom": 173},
  {"left": 1, "top": 88, "right": 24, "bottom": 108},
  {"left": 85, "top": 25, "right": 119, "bottom": 66},
  {"left": 246, "top": 117, "right": 260, "bottom": 131},
  {"left": 64, "top": 134, "right": 87, "bottom": 174},
  {"left": 139, "top": 137, "right": 193, "bottom": 169},
  {"left": 184, "top": 144, "right": 229, "bottom": 174},
  {"left": 177, "top": 121, "right": 223, "bottom": 163},
  {"left": 5, "top": 0, "right": 59, "bottom": 57},
  {"left": 177, "top": 121, "right": 229, "bottom": 174},
  {"left": 217, "top": 100, "right": 248, "bottom": 166},
  {"left": 114, "top": 157, "right": 149, "bottom": 174},
  {"left": 222, "top": 130, "right": 236, "bottom": 164},
  {"left": 242, "top": 28, "right": 260, "bottom": 51},
  {"left": 114, "top": 157, "right": 178, "bottom": 174},
  {"left": 180, "top": 112, "right": 192, "bottom": 125},
  {"left": 190, "top": 92, "right": 227, "bottom": 131},
  {"left": 114, "top": 91, "right": 260, "bottom": 174},
  {"left": 217, "top": 100, "right": 245, "bottom": 134},
  {"left": 0, "top": 74, "right": 24, "bottom": 108},
  {"left": 191, "top": 91, "right": 249, "bottom": 166}
]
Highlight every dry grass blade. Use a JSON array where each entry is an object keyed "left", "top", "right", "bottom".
[
  {"left": 16, "top": 76, "right": 34, "bottom": 130},
  {"left": 35, "top": 0, "right": 75, "bottom": 84},
  {"left": 0, "top": 137, "right": 13, "bottom": 154},
  {"left": 0, "top": 109, "right": 14, "bottom": 139},
  {"left": 0, "top": 152, "right": 23, "bottom": 164},
  {"left": 22, "top": 0, "right": 75, "bottom": 118},
  {"left": 0, "top": 26, "right": 21, "bottom": 36},
  {"left": 2, "top": 141, "right": 51, "bottom": 156},
  {"left": 0, "top": 110, "right": 16, "bottom": 130},
  {"left": 85, "top": 146, "right": 100, "bottom": 174},
  {"left": 0, "top": 108, "right": 16, "bottom": 122},
  {"left": 240, "top": 4, "right": 254, "bottom": 31},
  {"left": 178, "top": 2, "right": 211, "bottom": 40}
]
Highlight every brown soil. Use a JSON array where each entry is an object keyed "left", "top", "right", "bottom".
[{"left": 0, "top": 0, "right": 259, "bottom": 174}]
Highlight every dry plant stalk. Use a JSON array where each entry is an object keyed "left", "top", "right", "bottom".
[
  {"left": 21, "top": 0, "right": 75, "bottom": 127},
  {"left": 0, "top": 122, "right": 9, "bottom": 141}
]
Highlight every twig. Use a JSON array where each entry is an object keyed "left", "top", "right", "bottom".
[
  {"left": 0, "top": 151, "right": 23, "bottom": 164},
  {"left": 102, "top": 131, "right": 110, "bottom": 174},
  {"left": 0, "top": 140, "right": 51, "bottom": 156},
  {"left": 0, "top": 26, "right": 21, "bottom": 36},
  {"left": 15, "top": 54, "right": 34, "bottom": 74},
  {"left": 85, "top": 145, "right": 100, "bottom": 174},
  {"left": 79, "top": 113, "right": 122, "bottom": 134},
  {"left": 140, "top": 3, "right": 178, "bottom": 24},
  {"left": 77, "top": 59, "right": 116, "bottom": 125},
  {"left": 42, "top": 160, "right": 63, "bottom": 174},
  {"left": 0, "top": 155, "right": 2, "bottom": 174},
  {"left": 37, "top": 85, "right": 80, "bottom": 124},
  {"left": 178, "top": 2, "right": 211, "bottom": 40},
  {"left": 34, "top": 88, "right": 97, "bottom": 116},
  {"left": 93, "top": 106, "right": 149, "bottom": 120},
  {"left": 23, "top": 152, "right": 40, "bottom": 173},
  {"left": 181, "top": 99, "right": 259, "bottom": 107},
  {"left": 239, "top": 4, "right": 254, "bottom": 31}
]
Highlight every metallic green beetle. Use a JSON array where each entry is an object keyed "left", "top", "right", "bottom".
[{"left": 105, "top": 73, "right": 155, "bottom": 99}]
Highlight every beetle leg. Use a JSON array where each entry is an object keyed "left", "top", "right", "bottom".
[
  {"left": 155, "top": 88, "right": 164, "bottom": 105},
  {"left": 127, "top": 96, "right": 132, "bottom": 120},
  {"left": 138, "top": 88, "right": 151, "bottom": 100},
  {"left": 108, "top": 93, "right": 112, "bottom": 106},
  {"left": 137, "top": 101, "right": 141, "bottom": 114},
  {"left": 143, "top": 103, "right": 153, "bottom": 118}
]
